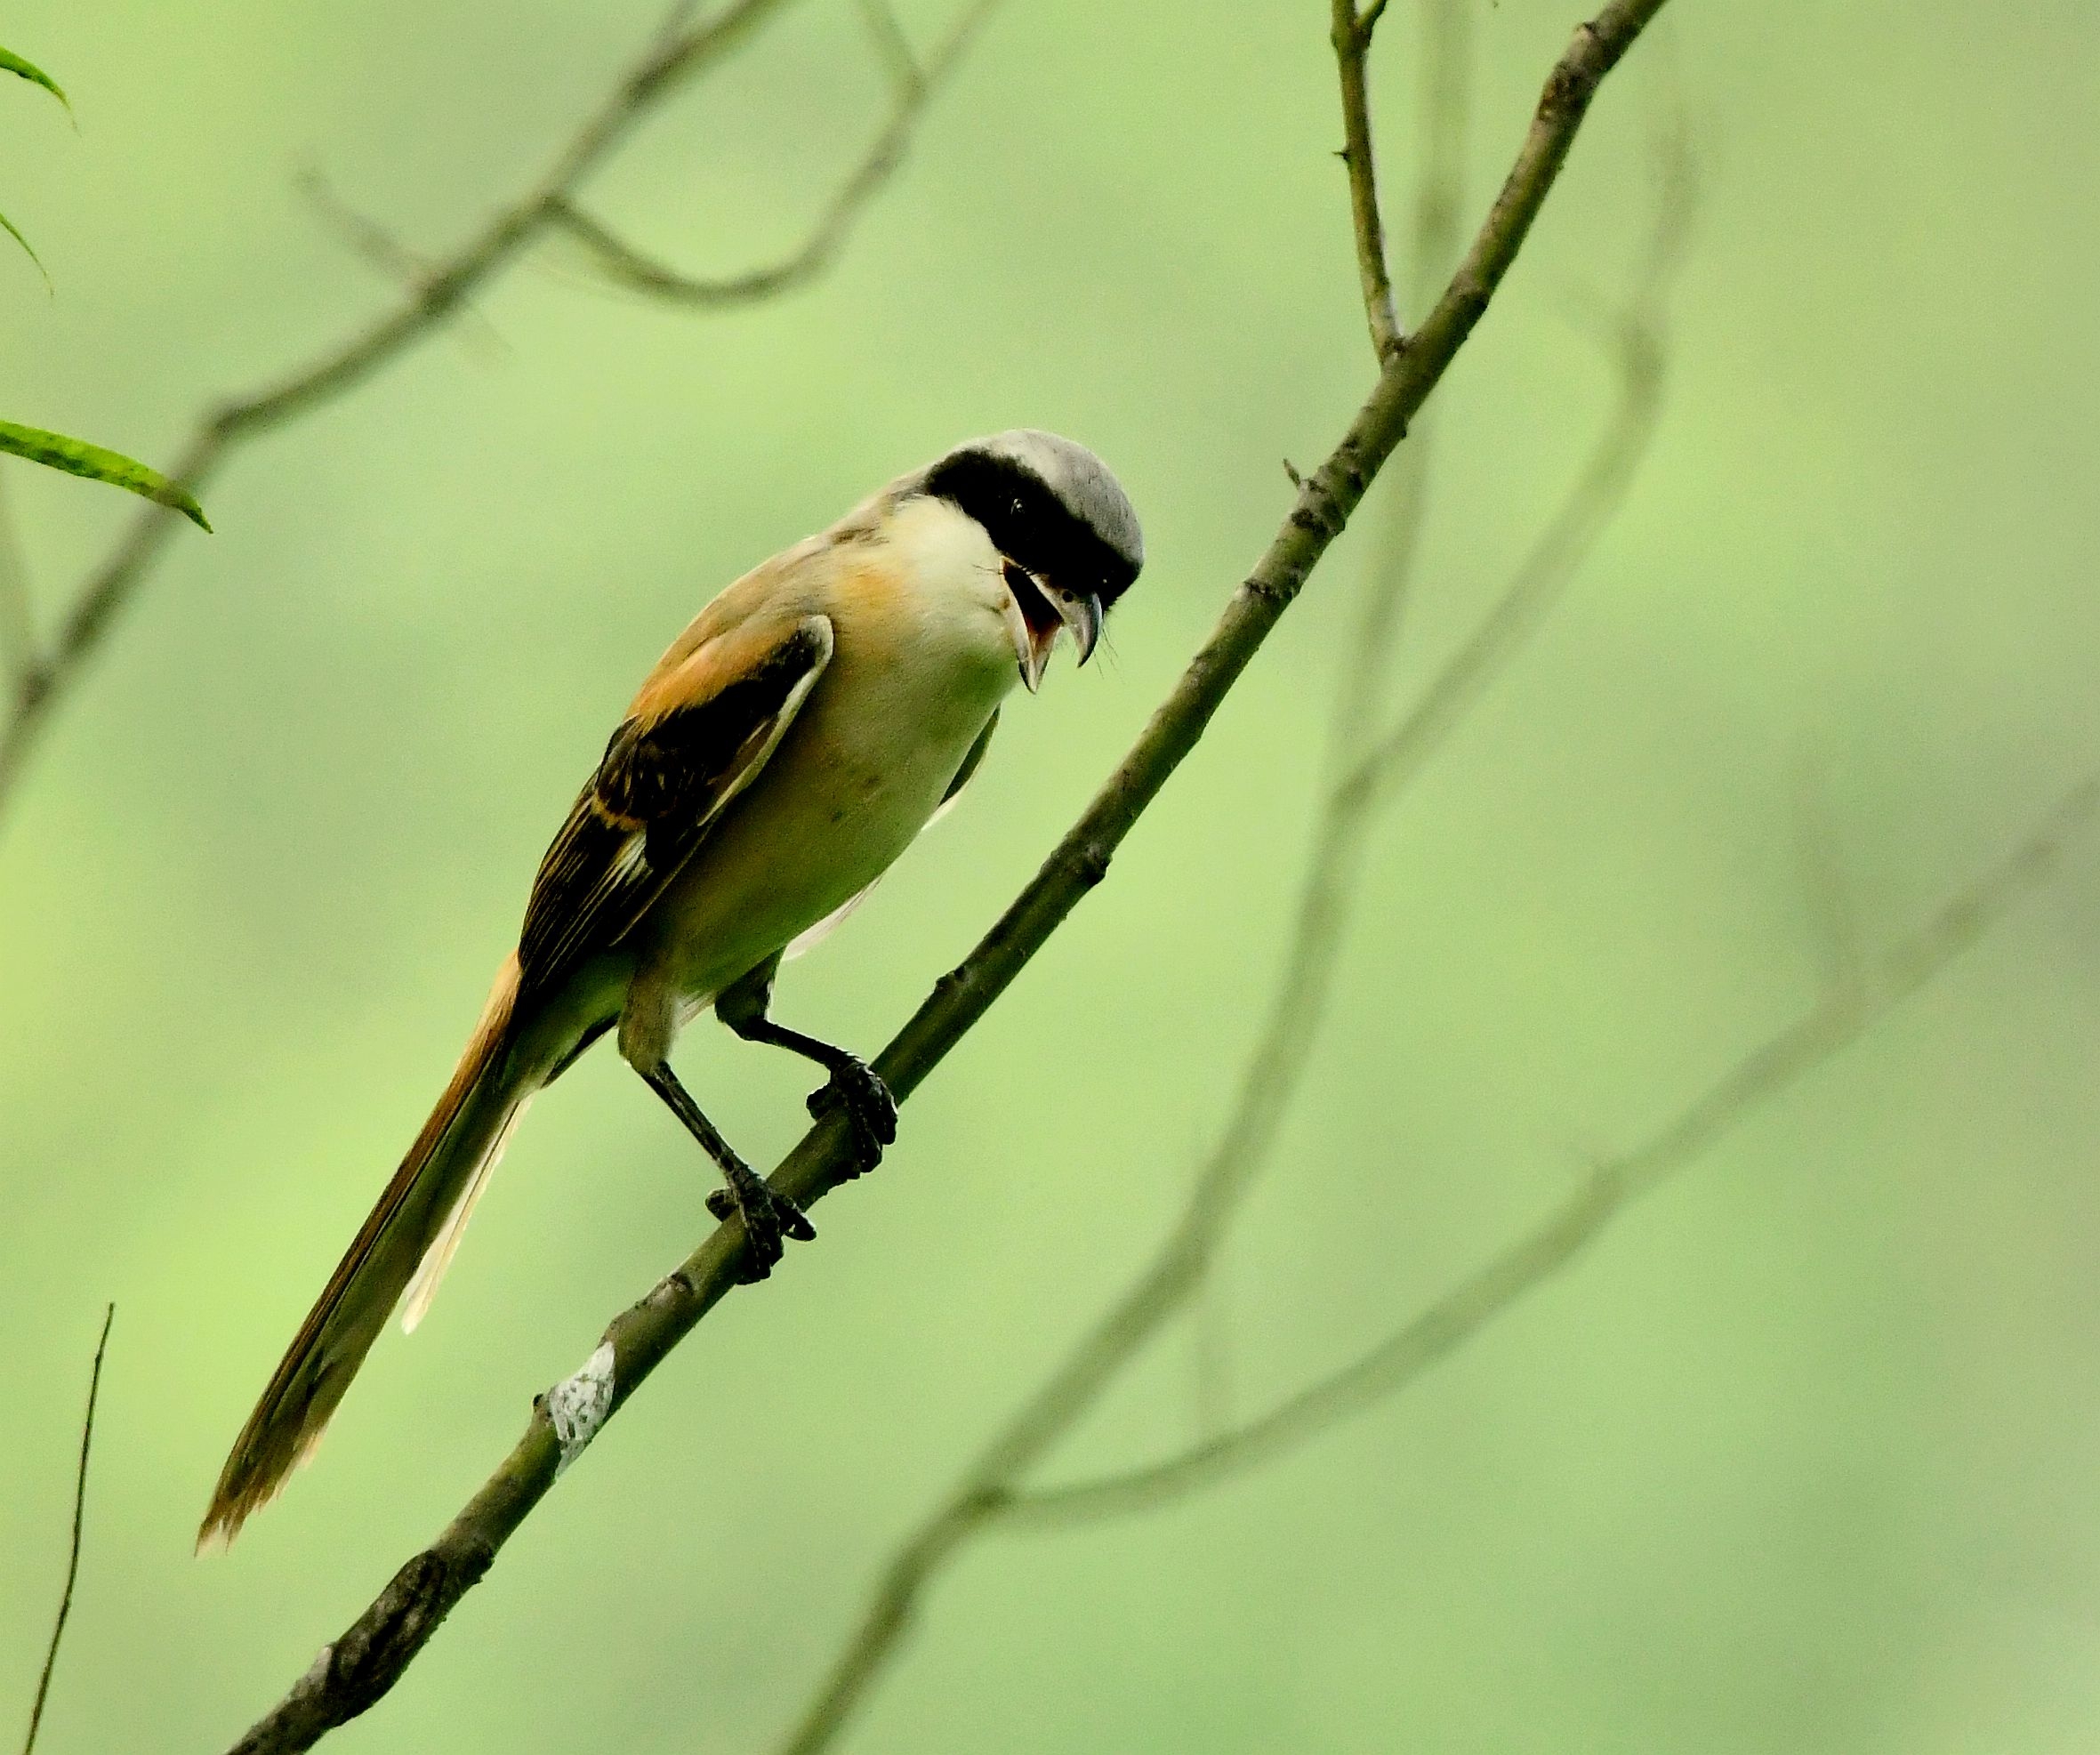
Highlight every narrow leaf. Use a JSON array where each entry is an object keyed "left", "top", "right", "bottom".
[
  {"left": 0, "top": 207, "right": 50, "bottom": 290},
  {"left": 0, "top": 45, "right": 69, "bottom": 114},
  {"left": 0, "top": 421, "right": 211, "bottom": 530}
]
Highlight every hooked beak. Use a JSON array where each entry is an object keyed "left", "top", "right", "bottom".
[
  {"left": 1002, "top": 561, "right": 1104, "bottom": 694},
  {"left": 1059, "top": 590, "right": 1104, "bottom": 667}
]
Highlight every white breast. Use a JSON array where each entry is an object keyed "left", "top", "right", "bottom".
[{"left": 642, "top": 495, "right": 1021, "bottom": 1012}]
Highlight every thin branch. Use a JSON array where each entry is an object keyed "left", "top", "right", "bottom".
[
  {"left": 1343, "top": 184, "right": 1689, "bottom": 823},
  {"left": 854, "top": 0, "right": 925, "bottom": 94},
  {"left": 1332, "top": 0, "right": 1404, "bottom": 364},
  {"left": 294, "top": 168, "right": 434, "bottom": 293},
  {"left": 1011, "top": 772, "right": 2100, "bottom": 1521},
  {"left": 219, "top": 7, "right": 1675, "bottom": 1751},
  {"left": 1187, "top": 0, "right": 1471, "bottom": 1445},
  {"left": 0, "top": 0, "right": 988, "bottom": 825},
  {"left": 774, "top": 87, "right": 1687, "bottom": 1755},
  {"left": 294, "top": 169, "right": 510, "bottom": 364},
  {"left": 547, "top": 0, "right": 994, "bottom": 308},
  {"left": 1329, "top": 0, "right": 1476, "bottom": 764},
  {"left": 20, "top": 1303, "right": 113, "bottom": 1755}
]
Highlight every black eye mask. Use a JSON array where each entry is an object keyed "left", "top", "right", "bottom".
[{"left": 923, "top": 448, "right": 1142, "bottom": 611}]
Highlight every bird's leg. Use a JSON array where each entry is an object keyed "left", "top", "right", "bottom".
[
  {"left": 637, "top": 1059, "right": 814, "bottom": 1281},
  {"left": 716, "top": 957, "right": 899, "bottom": 1176}
]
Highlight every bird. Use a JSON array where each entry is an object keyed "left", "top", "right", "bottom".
[{"left": 197, "top": 429, "right": 1143, "bottom": 1550}]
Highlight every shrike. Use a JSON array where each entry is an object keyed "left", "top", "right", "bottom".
[{"left": 199, "top": 430, "right": 1143, "bottom": 1548}]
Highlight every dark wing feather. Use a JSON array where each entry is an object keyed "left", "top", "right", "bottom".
[{"left": 517, "top": 615, "right": 832, "bottom": 997}]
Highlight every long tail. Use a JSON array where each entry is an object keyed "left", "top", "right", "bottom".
[{"left": 197, "top": 956, "right": 536, "bottom": 1550}]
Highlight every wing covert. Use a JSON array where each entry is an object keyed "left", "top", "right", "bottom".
[{"left": 516, "top": 614, "right": 833, "bottom": 996}]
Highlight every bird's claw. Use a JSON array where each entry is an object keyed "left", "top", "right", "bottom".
[
  {"left": 808, "top": 1057, "right": 898, "bottom": 1173},
  {"left": 706, "top": 1167, "right": 815, "bottom": 1282}
]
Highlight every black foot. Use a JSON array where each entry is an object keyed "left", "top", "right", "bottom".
[
  {"left": 704, "top": 1160, "right": 815, "bottom": 1282},
  {"left": 807, "top": 1057, "right": 898, "bottom": 1173}
]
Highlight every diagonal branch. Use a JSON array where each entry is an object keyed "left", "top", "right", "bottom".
[
  {"left": 0, "top": 0, "right": 991, "bottom": 828},
  {"left": 1332, "top": 0, "right": 1404, "bottom": 364},
  {"left": 545, "top": 0, "right": 995, "bottom": 306},
  {"left": 218, "top": 5, "right": 1675, "bottom": 1751},
  {"left": 1008, "top": 771, "right": 2100, "bottom": 1522},
  {"left": 774, "top": 91, "right": 1688, "bottom": 1755},
  {"left": 19, "top": 1303, "right": 114, "bottom": 1755}
]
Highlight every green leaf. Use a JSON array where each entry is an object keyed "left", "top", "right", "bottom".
[
  {"left": 0, "top": 421, "right": 211, "bottom": 530},
  {"left": 0, "top": 206, "right": 50, "bottom": 290},
  {"left": 0, "top": 45, "right": 69, "bottom": 114}
]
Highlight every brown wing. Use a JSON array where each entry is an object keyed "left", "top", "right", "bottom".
[{"left": 517, "top": 613, "right": 833, "bottom": 998}]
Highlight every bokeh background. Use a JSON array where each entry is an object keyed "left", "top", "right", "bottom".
[{"left": 6, "top": 1, "right": 2100, "bottom": 1750}]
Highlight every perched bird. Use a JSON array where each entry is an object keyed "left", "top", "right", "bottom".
[{"left": 198, "top": 430, "right": 1143, "bottom": 1549}]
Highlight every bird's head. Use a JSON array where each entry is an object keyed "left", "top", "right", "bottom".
[{"left": 922, "top": 430, "right": 1144, "bottom": 692}]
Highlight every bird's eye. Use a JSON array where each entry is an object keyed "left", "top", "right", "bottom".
[{"left": 1010, "top": 496, "right": 1024, "bottom": 516}]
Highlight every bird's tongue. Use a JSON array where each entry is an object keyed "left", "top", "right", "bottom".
[{"left": 1006, "top": 563, "right": 1062, "bottom": 691}]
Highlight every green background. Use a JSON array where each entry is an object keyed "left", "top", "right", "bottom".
[{"left": 6, "top": 1, "right": 2100, "bottom": 1750}]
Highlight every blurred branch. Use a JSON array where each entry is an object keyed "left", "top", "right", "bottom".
[
  {"left": 854, "top": 0, "right": 925, "bottom": 94},
  {"left": 545, "top": 0, "right": 994, "bottom": 307},
  {"left": 294, "top": 168, "right": 435, "bottom": 294},
  {"left": 0, "top": 0, "right": 993, "bottom": 826},
  {"left": 772, "top": 90, "right": 1689, "bottom": 1755},
  {"left": 1348, "top": 126, "right": 1691, "bottom": 823},
  {"left": 1331, "top": 0, "right": 1476, "bottom": 761},
  {"left": 1010, "top": 771, "right": 2100, "bottom": 1520},
  {"left": 219, "top": 6, "right": 1675, "bottom": 1751},
  {"left": 1332, "top": 0, "right": 1403, "bottom": 364},
  {"left": 1185, "top": 0, "right": 1476, "bottom": 1446},
  {"left": 294, "top": 170, "right": 510, "bottom": 364},
  {"left": 19, "top": 1303, "right": 112, "bottom": 1755}
]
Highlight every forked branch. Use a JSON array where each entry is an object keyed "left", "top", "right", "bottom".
[
  {"left": 1010, "top": 772, "right": 2100, "bottom": 1521},
  {"left": 0, "top": 0, "right": 994, "bottom": 825},
  {"left": 219, "top": 5, "right": 1678, "bottom": 1751},
  {"left": 773, "top": 81, "right": 1691, "bottom": 1753},
  {"left": 547, "top": 0, "right": 996, "bottom": 306}
]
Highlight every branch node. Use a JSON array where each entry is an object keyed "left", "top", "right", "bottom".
[{"left": 1065, "top": 840, "right": 1113, "bottom": 889}]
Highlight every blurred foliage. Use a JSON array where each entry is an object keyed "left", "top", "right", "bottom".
[
  {"left": 0, "top": 39, "right": 208, "bottom": 525},
  {"left": 4, "top": 2, "right": 2100, "bottom": 1753}
]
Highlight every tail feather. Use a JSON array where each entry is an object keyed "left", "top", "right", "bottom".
[
  {"left": 197, "top": 956, "right": 534, "bottom": 1551},
  {"left": 398, "top": 1091, "right": 532, "bottom": 1332}
]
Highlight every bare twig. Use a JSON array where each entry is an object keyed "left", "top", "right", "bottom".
[
  {"left": 1185, "top": 0, "right": 1472, "bottom": 1442},
  {"left": 0, "top": 0, "right": 991, "bottom": 825},
  {"left": 19, "top": 1303, "right": 113, "bottom": 1755},
  {"left": 1332, "top": 0, "right": 1404, "bottom": 364},
  {"left": 1011, "top": 772, "right": 2100, "bottom": 1520},
  {"left": 855, "top": 0, "right": 925, "bottom": 93},
  {"left": 218, "top": 7, "right": 1675, "bottom": 1751},
  {"left": 294, "top": 168, "right": 434, "bottom": 293},
  {"left": 547, "top": 0, "right": 994, "bottom": 307},
  {"left": 1345, "top": 154, "right": 1690, "bottom": 823},
  {"left": 773, "top": 85, "right": 1688, "bottom": 1755},
  {"left": 1330, "top": 0, "right": 1476, "bottom": 763},
  {"left": 294, "top": 170, "right": 510, "bottom": 363}
]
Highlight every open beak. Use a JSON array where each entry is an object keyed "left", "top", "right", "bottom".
[{"left": 1002, "top": 561, "right": 1104, "bottom": 693}]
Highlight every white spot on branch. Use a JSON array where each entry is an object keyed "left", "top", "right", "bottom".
[{"left": 547, "top": 1341, "right": 616, "bottom": 1477}]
